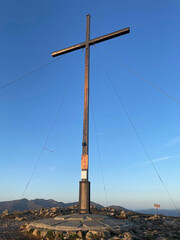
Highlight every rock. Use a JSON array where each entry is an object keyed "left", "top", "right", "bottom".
[
  {"left": 2, "top": 223, "right": 8, "bottom": 228},
  {"left": 77, "top": 230, "right": 83, "bottom": 237},
  {"left": 129, "top": 215, "right": 141, "bottom": 224},
  {"left": 148, "top": 214, "right": 161, "bottom": 220},
  {"left": 101, "top": 231, "right": 111, "bottom": 238},
  {"left": 51, "top": 207, "right": 57, "bottom": 212},
  {"left": 121, "top": 211, "right": 127, "bottom": 218},
  {"left": 32, "top": 228, "right": 41, "bottom": 236},
  {"left": 121, "top": 231, "right": 134, "bottom": 240},
  {"left": 109, "top": 236, "right": 120, "bottom": 240},
  {"left": 40, "top": 209, "right": 44, "bottom": 215},
  {"left": 164, "top": 220, "right": 177, "bottom": 228},
  {"left": 15, "top": 216, "right": 24, "bottom": 221},
  {"left": 86, "top": 231, "right": 93, "bottom": 238},
  {"left": 40, "top": 229, "right": 48, "bottom": 237},
  {"left": 86, "top": 231, "right": 111, "bottom": 239},
  {"left": 1, "top": 210, "right": 9, "bottom": 216}
]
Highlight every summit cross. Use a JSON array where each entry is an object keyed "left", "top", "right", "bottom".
[{"left": 51, "top": 14, "right": 130, "bottom": 214}]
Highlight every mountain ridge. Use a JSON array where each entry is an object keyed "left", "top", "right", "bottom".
[
  {"left": 137, "top": 208, "right": 180, "bottom": 217},
  {"left": 0, "top": 198, "right": 179, "bottom": 217},
  {"left": 0, "top": 198, "right": 104, "bottom": 213}
]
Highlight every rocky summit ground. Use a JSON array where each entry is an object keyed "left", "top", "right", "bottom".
[{"left": 0, "top": 205, "right": 180, "bottom": 240}]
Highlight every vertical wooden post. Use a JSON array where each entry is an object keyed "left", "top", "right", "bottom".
[
  {"left": 83, "top": 14, "right": 90, "bottom": 159},
  {"left": 79, "top": 14, "right": 90, "bottom": 214}
]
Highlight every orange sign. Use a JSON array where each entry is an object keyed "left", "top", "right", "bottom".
[
  {"left": 81, "top": 155, "right": 88, "bottom": 169},
  {"left": 154, "top": 204, "right": 160, "bottom": 208}
]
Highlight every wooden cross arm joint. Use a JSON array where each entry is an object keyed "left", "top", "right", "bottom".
[{"left": 51, "top": 27, "right": 130, "bottom": 57}]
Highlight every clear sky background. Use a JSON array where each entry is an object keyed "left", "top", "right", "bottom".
[{"left": 0, "top": 0, "right": 180, "bottom": 210}]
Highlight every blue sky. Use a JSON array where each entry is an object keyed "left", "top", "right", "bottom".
[{"left": 0, "top": 0, "right": 180, "bottom": 210}]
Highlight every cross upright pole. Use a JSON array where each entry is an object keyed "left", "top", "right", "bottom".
[
  {"left": 51, "top": 14, "right": 130, "bottom": 214},
  {"left": 79, "top": 14, "right": 90, "bottom": 214}
]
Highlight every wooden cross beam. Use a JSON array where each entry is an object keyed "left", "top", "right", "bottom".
[
  {"left": 51, "top": 14, "right": 130, "bottom": 214},
  {"left": 51, "top": 27, "right": 130, "bottom": 57}
]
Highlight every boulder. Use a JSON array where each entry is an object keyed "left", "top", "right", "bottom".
[{"left": 2, "top": 210, "right": 9, "bottom": 216}]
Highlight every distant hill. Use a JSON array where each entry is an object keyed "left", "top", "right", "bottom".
[
  {"left": 0, "top": 199, "right": 65, "bottom": 213},
  {"left": 0, "top": 198, "right": 104, "bottom": 213},
  {"left": 137, "top": 208, "right": 180, "bottom": 217},
  {"left": 108, "top": 205, "right": 128, "bottom": 211}
]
